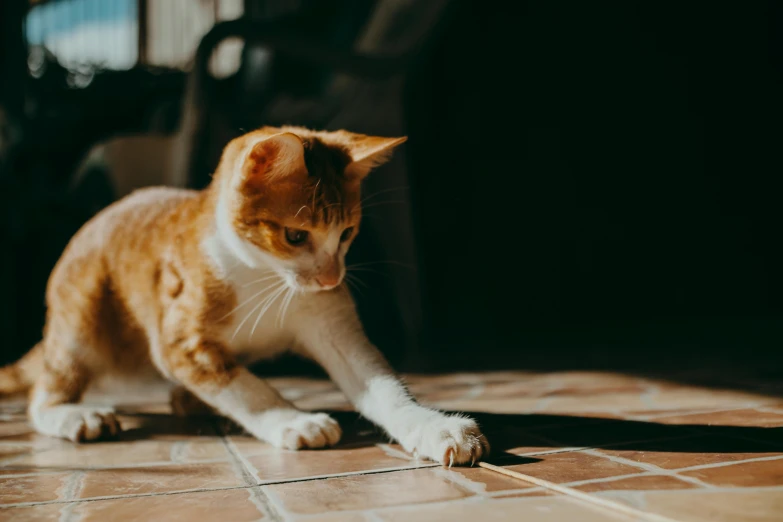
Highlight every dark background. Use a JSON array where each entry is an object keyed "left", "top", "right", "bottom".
[{"left": 1, "top": 0, "right": 782, "bottom": 379}]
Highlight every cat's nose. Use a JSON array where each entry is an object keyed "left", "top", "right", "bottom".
[{"left": 316, "top": 269, "right": 341, "bottom": 288}]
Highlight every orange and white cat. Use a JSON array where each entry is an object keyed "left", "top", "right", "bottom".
[{"left": 0, "top": 126, "right": 488, "bottom": 465}]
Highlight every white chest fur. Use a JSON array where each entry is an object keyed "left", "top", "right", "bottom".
[
  {"left": 203, "top": 233, "right": 299, "bottom": 364},
  {"left": 224, "top": 273, "right": 299, "bottom": 361}
]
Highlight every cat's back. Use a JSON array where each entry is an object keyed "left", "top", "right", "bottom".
[{"left": 51, "top": 187, "right": 198, "bottom": 285}]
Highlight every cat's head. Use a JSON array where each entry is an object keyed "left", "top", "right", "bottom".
[{"left": 215, "top": 126, "right": 406, "bottom": 292}]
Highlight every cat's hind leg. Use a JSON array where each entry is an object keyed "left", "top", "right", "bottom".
[{"left": 28, "top": 341, "right": 120, "bottom": 442}]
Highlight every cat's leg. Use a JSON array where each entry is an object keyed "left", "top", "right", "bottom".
[
  {"left": 28, "top": 340, "right": 119, "bottom": 442},
  {"left": 169, "top": 386, "right": 215, "bottom": 417},
  {"left": 295, "top": 293, "right": 488, "bottom": 466},
  {"left": 157, "top": 337, "right": 341, "bottom": 449}
]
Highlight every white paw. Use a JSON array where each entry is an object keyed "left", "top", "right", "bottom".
[
  {"left": 33, "top": 405, "right": 121, "bottom": 442},
  {"left": 401, "top": 413, "right": 489, "bottom": 466},
  {"left": 256, "top": 411, "right": 342, "bottom": 450}
]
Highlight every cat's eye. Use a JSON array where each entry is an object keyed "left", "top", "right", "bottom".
[
  {"left": 340, "top": 227, "right": 355, "bottom": 242},
  {"left": 285, "top": 227, "right": 309, "bottom": 246}
]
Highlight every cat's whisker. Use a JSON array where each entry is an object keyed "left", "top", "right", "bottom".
[
  {"left": 230, "top": 282, "right": 285, "bottom": 341},
  {"left": 311, "top": 178, "right": 321, "bottom": 215},
  {"left": 236, "top": 285, "right": 283, "bottom": 343},
  {"left": 276, "top": 288, "right": 295, "bottom": 328},
  {"left": 345, "top": 273, "right": 369, "bottom": 289},
  {"left": 249, "top": 284, "right": 287, "bottom": 340},
  {"left": 219, "top": 282, "right": 280, "bottom": 321},
  {"left": 347, "top": 260, "right": 416, "bottom": 270},
  {"left": 275, "top": 288, "right": 289, "bottom": 328},
  {"left": 344, "top": 275, "right": 366, "bottom": 298},
  {"left": 358, "top": 186, "right": 409, "bottom": 206},
  {"left": 241, "top": 274, "right": 280, "bottom": 288},
  {"left": 357, "top": 199, "right": 407, "bottom": 212},
  {"left": 349, "top": 267, "right": 390, "bottom": 279},
  {"left": 294, "top": 205, "right": 309, "bottom": 218}
]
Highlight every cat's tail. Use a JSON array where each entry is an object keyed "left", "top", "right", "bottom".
[{"left": 0, "top": 342, "right": 44, "bottom": 396}]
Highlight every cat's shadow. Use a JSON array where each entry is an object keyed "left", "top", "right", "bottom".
[{"left": 115, "top": 408, "right": 782, "bottom": 460}]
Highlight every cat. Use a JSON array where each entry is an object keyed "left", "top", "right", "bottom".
[{"left": 0, "top": 126, "right": 488, "bottom": 466}]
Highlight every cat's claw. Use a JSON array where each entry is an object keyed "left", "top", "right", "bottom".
[{"left": 403, "top": 414, "right": 489, "bottom": 466}]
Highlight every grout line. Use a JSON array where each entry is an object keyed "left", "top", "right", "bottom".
[
  {"left": 247, "top": 486, "right": 281, "bottom": 522},
  {"left": 564, "top": 470, "right": 660, "bottom": 489},
  {"left": 433, "top": 467, "right": 490, "bottom": 497},
  {"left": 0, "top": 455, "right": 235, "bottom": 476},
  {"left": 254, "top": 463, "right": 441, "bottom": 485},
  {"left": 488, "top": 487, "right": 546, "bottom": 497},
  {"left": 0, "top": 464, "right": 444, "bottom": 510},
  {"left": 672, "top": 453, "right": 783, "bottom": 473},
  {"left": 295, "top": 495, "right": 489, "bottom": 520},
  {"left": 59, "top": 471, "right": 85, "bottom": 501},
  {"left": 629, "top": 404, "right": 760, "bottom": 421},
  {"left": 486, "top": 469, "right": 700, "bottom": 498},
  {"left": 600, "top": 485, "right": 783, "bottom": 497},
  {"left": 511, "top": 446, "right": 590, "bottom": 457},
  {"left": 215, "top": 422, "right": 285, "bottom": 522},
  {"left": 257, "top": 486, "right": 288, "bottom": 522},
  {"left": 580, "top": 448, "right": 715, "bottom": 489},
  {"left": 0, "top": 484, "right": 256, "bottom": 509},
  {"left": 57, "top": 471, "right": 84, "bottom": 522},
  {"left": 58, "top": 503, "right": 78, "bottom": 522}
]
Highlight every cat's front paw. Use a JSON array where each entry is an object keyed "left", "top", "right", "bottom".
[
  {"left": 403, "top": 413, "right": 489, "bottom": 466},
  {"left": 264, "top": 411, "right": 342, "bottom": 450}
]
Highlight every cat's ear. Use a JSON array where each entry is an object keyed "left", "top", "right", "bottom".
[
  {"left": 345, "top": 136, "right": 408, "bottom": 181},
  {"left": 241, "top": 132, "right": 305, "bottom": 191}
]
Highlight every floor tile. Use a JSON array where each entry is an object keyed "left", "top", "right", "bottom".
[
  {"left": 490, "top": 451, "right": 643, "bottom": 484},
  {"left": 376, "top": 496, "right": 633, "bottom": 522},
  {"left": 613, "top": 489, "right": 783, "bottom": 522},
  {"left": 266, "top": 468, "right": 471, "bottom": 514},
  {"left": 6, "top": 438, "right": 229, "bottom": 472},
  {"left": 79, "top": 462, "right": 244, "bottom": 499},
  {"left": 2, "top": 371, "right": 782, "bottom": 521},
  {"left": 598, "top": 436, "right": 781, "bottom": 469},
  {"left": 646, "top": 387, "right": 774, "bottom": 411},
  {"left": 538, "top": 394, "right": 650, "bottom": 414},
  {"left": 575, "top": 474, "right": 697, "bottom": 492},
  {"left": 239, "top": 442, "right": 428, "bottom": 482},
  {"left": 72, "top": 488, "right": 265, "bottom": 521},
  {"left": 429, "top": 396, "right": 544, "bottom": 414},
  {"left": 680, "top": 457, "right": 783, "bottom": 487},
  {"left": 0, "top": 473, "right": 70, "bottom": 505},
  {"left": 0, "top": 503, "right": 64, "bottom": 521},
  {"left": 492, "top": 489, "right": 556, "bottom": 498},
  {"left": 0, "top": 445, "right": 34, "bottom": 462},
  {"left": 650, "top": 408, "right": 783, "bottom": 427},
  {"left": 445, "top": 466, "right": 535, "bottom": 493},
  {"left": 294, "top": 513, "right": 373, "bottom": 522},
  {"left": 0, "top": 420, "right": 33, "bottom": 441}
]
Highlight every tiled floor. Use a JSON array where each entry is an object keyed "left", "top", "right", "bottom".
[{"left": 1, "top": 371, "right": 782, "bottom": 521}]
